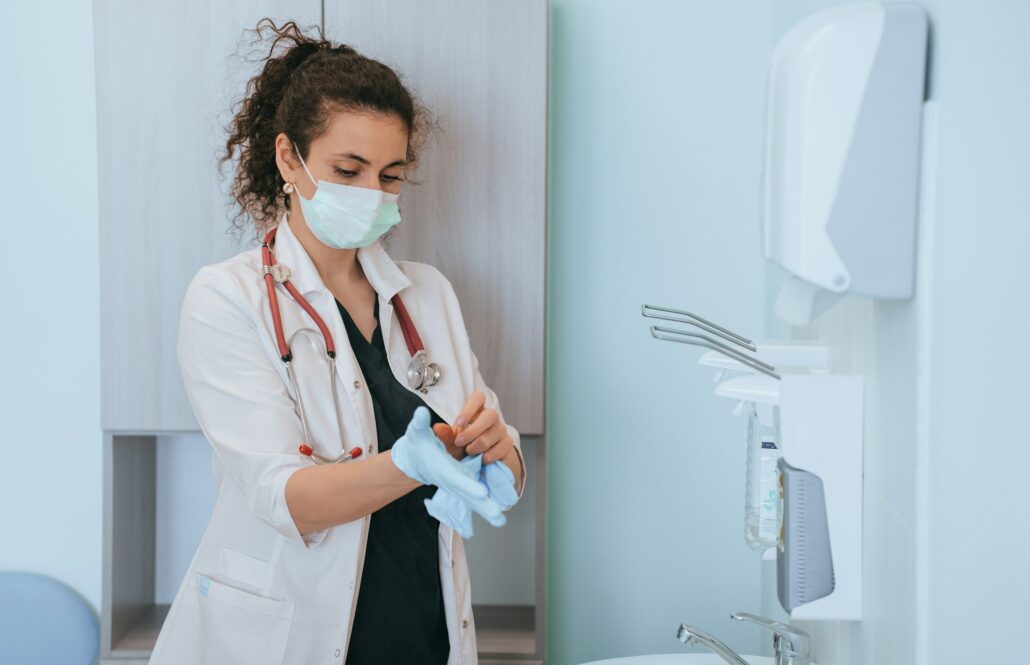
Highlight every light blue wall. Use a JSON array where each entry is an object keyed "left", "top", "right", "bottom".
[
  {"left": 920, "top": 1, "right": 1030, "bottom": 660},
  {"left": 0, "top": 0, "right": 102, "bottom": 611},
  {"left": 546, "top": 1, "right": 773, "bottom": 662}
]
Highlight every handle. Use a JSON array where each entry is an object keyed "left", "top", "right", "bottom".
[
  {"left": 731, "top": 612, "right": 810, "bottom": 661},
  {"left": 642, "top": 303, "right": 756, "bottom": 350},
  {"left": 650, "top": 326, "right": 781, "bottom": 380}
]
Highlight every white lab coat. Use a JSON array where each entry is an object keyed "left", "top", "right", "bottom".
[{"left": 148, "top": 212, "right": 526, "bottom": 665}]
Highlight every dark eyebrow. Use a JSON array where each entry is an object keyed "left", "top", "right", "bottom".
[{"left": 332, "top": 152, "right": 409, "bottom": 169}]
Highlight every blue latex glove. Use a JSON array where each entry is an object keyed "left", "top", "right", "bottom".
[
  {"left": 483, "top": 458, "right": 519, "bottom": 508},
  {"left": 425, "top": 453, "right": 519, "bottom": 538},
  {"left": 425, "top": 455, "right": 482, "bottom": 538},
  {"left": 392, "top": 407, "right": 505, "bottom": 526}
]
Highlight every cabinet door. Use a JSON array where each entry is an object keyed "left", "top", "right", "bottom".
[
  {"left": 324, "top": 0, "right": 548, "bottom": 434},
  {"left": 95, "top": 2, "right": 322, "bottom": 430}
]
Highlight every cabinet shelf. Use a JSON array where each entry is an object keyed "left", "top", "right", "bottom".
[
  {"left": 102, "top": 602, "right": 536, "bottom": 663},
  {"left": 108, "top": 603, "right": 169, "bottom": 660}
]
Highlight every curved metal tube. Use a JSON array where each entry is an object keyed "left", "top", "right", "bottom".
[
  {"left": 642, "top": 303, "right": 755, "bottom": 351},
  {"left": 676, "top": 623, "right": 750, "bottom": 665},
  {"left": 650, "top": 326, "right": 781, "bottom": 380},
  {"left": 731, "top": 612, "right": 811, "bottom": 665}
]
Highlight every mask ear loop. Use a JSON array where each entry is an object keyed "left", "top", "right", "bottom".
[{"left": 292, "top": 141, "right": 319, "bottom": 189}]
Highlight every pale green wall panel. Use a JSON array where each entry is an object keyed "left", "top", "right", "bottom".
[{"left": 546, "top": 1, "right": 774, "bottom": 662}]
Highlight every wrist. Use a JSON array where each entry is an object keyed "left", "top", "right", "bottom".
[
  {"left": 502, "top": 447, "right": 525, "bottom": 492},
  {"left": 386, "top": 447, "right": 421, "bottom": 487}
]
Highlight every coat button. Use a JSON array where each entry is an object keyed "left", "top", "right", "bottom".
[
  {"left": 462, "top": 618, "right": 469, "bottom": 629},
  {"left": 334, "top": 648, "right": 341, "bottom": 657},
  {"left": 348, "top": 579, "right": 355, "bottom": 589},
  {"left": 353, "top": 380, "right": 360, "bottom": 389},
  {"left": 367, "top": 444, "right": 373, "bottom": 455}
]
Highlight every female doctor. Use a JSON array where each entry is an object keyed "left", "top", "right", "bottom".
[{"left": 148, "top": 19, "right": 526, "bottom": 665}]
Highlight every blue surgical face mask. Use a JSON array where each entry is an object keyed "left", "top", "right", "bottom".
[{"left": 293, "top": 141, "right": 402, "bottom": 249}]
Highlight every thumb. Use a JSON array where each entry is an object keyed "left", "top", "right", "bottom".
[
  {"left": 407, "top": 406, "right": 432, "bottom": 435},
  {"left": 433, "top": 422, "right": 456, "bottom": 447}
]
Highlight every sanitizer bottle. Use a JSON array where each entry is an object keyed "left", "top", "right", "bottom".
[{"left": 745, "top": 402, "right": 782, "bottom": 551}]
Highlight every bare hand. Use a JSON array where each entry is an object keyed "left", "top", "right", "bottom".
[
  {"left": 433, "top": 422, "right": 465, "bottom": 461},
  {"left": 451, "top": 390, "right": 515, "bottom": 465}
]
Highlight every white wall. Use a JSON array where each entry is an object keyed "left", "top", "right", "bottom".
[
  {"left": 919, "top": 1, "right": 1030, "bottom": 661},
  {"left": 764, "top": 2, "right": 1030, "bottom": 664},
  {"left": 0, "top": 0, "right": 102, "bottom": 612}
]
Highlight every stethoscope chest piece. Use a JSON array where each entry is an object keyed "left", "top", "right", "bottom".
[{"left": 407, "top": 350, "right": 441, "bottom": 394}]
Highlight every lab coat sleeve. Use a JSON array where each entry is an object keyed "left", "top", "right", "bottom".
[
  {"left": 433, "top": 266, "right": 528, "bottom": 501},
  {"left": 470, "top": 347, "right": 528, "bottom": 502},
  {"left": 176, "top": 265, "right": 328, "bottom": 548}
]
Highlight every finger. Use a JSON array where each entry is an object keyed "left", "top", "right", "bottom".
[
  {"left": 465, "top": 424, "right": 503, "bottom": 456},
  {"left": 408, "top": 405, "right": 432, "bottom": 434},
  {"left": 482, "top": 434, "right": 514, "bottom": 465},
  {"left": 467, "top": 494, "right": 507, "bottom": 527},
  {"left": 434, "top": 422, "right": 463, "bottom": 460},
  {"left": 443, "top": 443, "right": 465, "bottom": 461},
  {"left": 453, "top": 391, "right": 486, "bottom": 432},
  {"left": 433, "top": 422, "right": 456, "bottom": 447},
  {"left": 425, "top": 497, "right": 474, "bottom": 539},
  {"left": 455, "top": 408, "right": 498, "bottom": 447}
]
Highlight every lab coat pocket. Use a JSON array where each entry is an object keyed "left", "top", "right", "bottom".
[
  {"left": 219, "top": 546, "right": 271, "bottom": 593},
  {"left": 189, "top": 571, "right": 295, "bottom": 665}
]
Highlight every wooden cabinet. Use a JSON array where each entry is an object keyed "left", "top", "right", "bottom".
[
  {"left": 324, "top": 0, "right": 548, "bottom": 435},
  {"left": 95, "top": 0, "right": 324, "bottom": 432},
  {"left": 97, "top": 0, "right": 547, "bottom": 436}
]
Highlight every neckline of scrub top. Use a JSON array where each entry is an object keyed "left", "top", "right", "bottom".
[{"left": 337, "top": 293, "right": 381, "bottom": 348}]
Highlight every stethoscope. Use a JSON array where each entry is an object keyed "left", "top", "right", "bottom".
[{"left": 261, "top": 225, "right": 442, "bottom": 464}]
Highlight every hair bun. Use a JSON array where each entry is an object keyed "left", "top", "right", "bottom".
[{"left": 221, "top": 18, "right": 430, "bottom": 242}]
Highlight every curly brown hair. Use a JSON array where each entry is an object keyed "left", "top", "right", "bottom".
[{"left": 220, "top": 18, "right": 431, "bottom": 242}]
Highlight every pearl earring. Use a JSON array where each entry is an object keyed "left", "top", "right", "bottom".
[{"left": 282, "top": 181, "right": 295, "bottom": 194}]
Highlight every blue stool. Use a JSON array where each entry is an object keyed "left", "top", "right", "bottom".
[{"left": 0, "top": 572, "right": 99, "bottom": 665}]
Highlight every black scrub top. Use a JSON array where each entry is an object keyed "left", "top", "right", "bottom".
[{"left": 337, "top": 293, "right": 451, "bottom": 665}]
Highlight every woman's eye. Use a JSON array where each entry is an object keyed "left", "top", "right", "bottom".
[
  {"left": 381, "top": 175, "right": 404, "bottom": 182},
  {"left": 334, "top": 168, "right": 357, "bottom": 178}
]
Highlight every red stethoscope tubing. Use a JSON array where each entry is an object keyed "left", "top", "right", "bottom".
[
  {"left": 261, "top": 224, "right": 433, "bottom": 465},
  {"left": 261, "top": 225, "right": 425, "bottom": 361}
]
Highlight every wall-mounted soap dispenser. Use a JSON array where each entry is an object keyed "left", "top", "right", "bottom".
[
  {"left": 762, "top": 2, "right": 929, "bottom": 325},
  {"left": 707, "top": 346, "right": 864, "bottom": 620}
]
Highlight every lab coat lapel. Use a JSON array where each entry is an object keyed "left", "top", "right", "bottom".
[
  {"left": 270, "top": 213, "right": 414, "bottom": 456},
  {"left": 269, "top": 214, "right": 374, "bottom": 454},
  {"left": 356, "top": 239, "right": 420, "bottom": 436}
]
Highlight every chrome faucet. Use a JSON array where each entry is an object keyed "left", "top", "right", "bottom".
[
  {"left": 675, "top": 623, "right": 749, "bottom": 665},
  {"left": 731, "top": 612, "right": 811, "bottom": 665}
]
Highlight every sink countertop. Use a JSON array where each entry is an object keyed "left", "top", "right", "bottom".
[{"left": 580, "top": 654, "right": 776, "bottom": 665}]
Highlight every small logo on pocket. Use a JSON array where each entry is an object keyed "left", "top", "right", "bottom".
[{"left": 198, "top": 575, "right": 211, "bottom": 597}]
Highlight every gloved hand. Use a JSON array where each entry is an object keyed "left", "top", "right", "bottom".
[
  {"left": 425, "top": 454, "right": 482, "bottom": 539},
  {"left": 392, "top": 406, "right": 505, "bottom": 527},
  {"left": 424, "top": 453, "right": 519, "bottom": 539}
]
